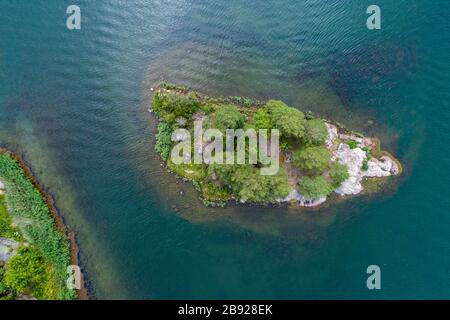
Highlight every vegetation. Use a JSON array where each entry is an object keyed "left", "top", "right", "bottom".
[
  {"left": 293, "top": 146, "right": 331, "bottom": 176},
  {"left": 329, "top": 162, "right": 350, "bottom": 188},
  {"left": 3, "top": 247, "right": 47, "bottom": 297},
  {"left": 303, "top": 119, "right": 328, "bottom": 146},
  {"left": 266, "top": 100, "right": 305, "bottom": 139},
  {"left": 346, "top": 139, "right": 359, "bottom": 149},
  {"left": 151, "top": 84, "right": 397, "bottom": 206},
  {"left": 252, "top": 109, "right": 272, "bottom": 131},
  {"left": 214, "top": 105, "right": 245, "bottom": 131},
  {"left": 153, "top": 91, "right": 200, "bottom": 123},
  {"left": 298, "top": 175, "right": 331, "bottom": 200},
  {"left": 155, "top": 122, "right": 173, "bottom": 161},
  {"left": 0, "top": 152, "right": 75, "bottom": 300}
]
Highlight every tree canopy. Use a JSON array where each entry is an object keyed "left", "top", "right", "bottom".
[
  {"left": 251, "top": 109, "right": 272, "bottom": 131},
  {"left": 215, "top": 105, "right": 245, "bottom": 131},
  {"left": 303, "top": 118, "right": 328, "bottom": 146},
  {"left": 298, "top": 175, "right": 331, "bottom": 200},
  {"left": 153, "top": 92, "right": 200, "bottom": 119},
  {"left": 293, "top": 146, "right": 331, "bottom": 175},
  {"left": 329, "top": 162, "right": 349, "bottom": 188},
  {"left": 266, "top": 100, "right": 305, "bottom": 139}
]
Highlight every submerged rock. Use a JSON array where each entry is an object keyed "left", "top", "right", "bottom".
[{"left": 280, "top": 189, "right": 327, "bottom": 208}]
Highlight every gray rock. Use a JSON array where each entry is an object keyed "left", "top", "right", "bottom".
[{"left": 0, "top": 238, "right": 19, "bottom": 264}]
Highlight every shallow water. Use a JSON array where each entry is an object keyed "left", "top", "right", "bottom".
[{"left": 0, "top": 0, "right": 449, "bottom": 298}]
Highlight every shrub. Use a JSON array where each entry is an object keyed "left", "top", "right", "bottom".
[
  {"left": 298, "top": 175, "right": 332, "bottom": 200},
  {"left": 303, "top": 119, "right": 328, "bottom": 146},
  {"left": 346, "top": 139, "right": 359, "bottom": 149},
  {"left": 155, "top": 122, "right": 173, "bottom": 160},
  {"left": 153, "top": 92, "right": 199, "bottom": 118},
  {"left": 362, "top": 159, "right": 369, "bottom": 171},
  {"left": 266, "top": 100, "right": 305, "bottom": 139},
  {"left": 329, "top": 162, "right": 349, "bottom": 188},
  {"left": 215, "top": 105, "right": 245, "bottom": 131},
  {"left": 293, "top": 146, "right": 331, "bottom": 175},
  {"left": 4, "top": 247, "right": 47, "bottom": 297}
]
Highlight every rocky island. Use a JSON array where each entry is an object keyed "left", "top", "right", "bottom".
[
  {"left": 150, "top": 83, "right": 401, "bottom": 208},
  {"left": 0, "top": 149, "right": 77, "bottom": 300}
]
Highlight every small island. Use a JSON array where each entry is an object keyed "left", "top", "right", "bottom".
[
  {"left": 0, "top": 149, "right": 77, "bottom": 300},
  {"left": 150, "top": 83, "right": 401, "bottom": 208}
]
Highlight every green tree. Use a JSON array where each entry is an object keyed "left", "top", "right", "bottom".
[
  {"left": 229, "top": 166, "right": 290, "bottom": 203},
  {"left": 329, "top": 162, "right": 349, "bottom": 188},
  {"left": 298, "top": 175, "right": 331, "bottom": 199},
  {"left": 252, "top": 109, "right": 272, "bottom": 131},
  {"left": 293, "top": 146, "right": 331, "bottom": 175},
  {"left": 215, "top": 105, "right": 245, "bottom": 131},
  {"left": 304, "top": 119, "right": 328, "bottom": 146},
  {"left": 266, "top": 100, "right": 305, "bottom": 139}
]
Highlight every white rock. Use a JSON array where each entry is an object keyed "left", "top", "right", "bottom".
[
  {"left": 334, "top": 143, "right": 367, "bottom": 195},
  {"left": 333, "top": 143, "right": 396, "bottom": 196},
  {"left": 0, "top": 180, "right": 4, "bottom": 190},
  {"left": 325, "top": 123, "right": 338, "bottom": 149},
  {"left": 363, "top": 158, "right": 391, "bottom": 177}
]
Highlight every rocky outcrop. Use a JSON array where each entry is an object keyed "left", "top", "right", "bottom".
[
  {"left": 325, "top": 123, "right": 338, "bottom": 149},
  {"left": 333, "top": 143, "right": 399, "bottom": 196},
  {"left": 333, "top": 144, "right": 367, "bottom": 195}
]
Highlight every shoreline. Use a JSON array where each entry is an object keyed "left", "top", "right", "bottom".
[{"left": 0, "top": 147, "right": 88, "bottom": 300}]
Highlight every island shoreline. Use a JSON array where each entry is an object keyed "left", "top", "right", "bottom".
[{"left": 149, "top": 83, "right": 403, "bottom": 209}]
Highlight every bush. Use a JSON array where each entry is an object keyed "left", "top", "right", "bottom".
[
  {"left": 293, "top": 146, "right": 331, "bottom": 175},
  {"left": 206, "top": 163, "right": 237, "bottom": 188},
  {"left": 155, "top": 122, "right": 173, "bottom": 160},
  {"left": 346, "top": 139, "right": 359, "bottom": 149},
  {"left": 329, "top": 162, "right": 349, "bottom": 188},
  {"left": 215, "top": 105, "right": 245, "bottom": 131},
  {"left": 303, "top": 119, "right": 328, "bottom": 146},
  {"left": 298, "top": 175, "right": 331, "bottom": 200},
  {"left": 361, "top": 159, "right": 369, "bottom": 171},
  {"left": 153, "top": 92, "right": 199, "bottom": 119},
  {"left": 266, "top": 100, "right": 305, "bottom": 139},
  {"left": 4, "top": 247, "right": 47, "bottom": 297}
]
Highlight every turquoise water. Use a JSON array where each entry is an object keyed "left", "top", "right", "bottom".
[{"left": 0, "top": 0, "right": 449, "bottom": 299}]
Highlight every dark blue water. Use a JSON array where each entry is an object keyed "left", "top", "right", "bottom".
[{"left": 1, "top": 0, "right": 449, "bottom": 299}]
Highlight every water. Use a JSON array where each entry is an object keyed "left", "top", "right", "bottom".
[{"left": 0, "top": 0, "right": 449, "bottom": 299}]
